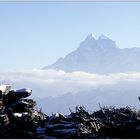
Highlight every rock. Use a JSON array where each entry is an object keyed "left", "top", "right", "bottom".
[
  {"left": 0, "top": 85, "right": 45, "bottom": 138},
  {"left": 0, "top": 114, "right": 9, "bottom": 125},
  {"left": 51, "top": 128, "right": 78, "bottom": 138},
  {"left": 0, "top": 85, "right": 11, "bottom": 95},
  {"left": 45, "top": 123, "right": 74, "bottom": 130},
  {"left": 5, "top": 100, "right": 36, "bottom": 113},
  {"left": 3, "top": 88, "right": 32, "bottom": 103}
]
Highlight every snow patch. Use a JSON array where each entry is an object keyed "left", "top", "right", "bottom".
[
  {"left": 86, "top": 33, "right": 96, "bottom": 40},
  {"left": 0, "top": 85, "right": 11, "bottom": 95},
  {"left": 14, "top": 113, "right": 22, "bottom": 117},
  {"left": 98, "top": 34, "right": 111, "bottom": 40}
]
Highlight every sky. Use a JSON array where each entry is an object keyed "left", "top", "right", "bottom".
[{"left": 0, "top": 2, "right": 140, "bottom": 71}]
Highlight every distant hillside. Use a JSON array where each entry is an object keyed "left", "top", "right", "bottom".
[{"left": 43, "top": 34, "right": 140, "bottom": 73}]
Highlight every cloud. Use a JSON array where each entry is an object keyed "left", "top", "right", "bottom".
[
  {"left": 1, "top": 69, "right": 140, "bottom": 113},
  {"left": 0, "top": 69, "right": 140, "bottom": 98}
]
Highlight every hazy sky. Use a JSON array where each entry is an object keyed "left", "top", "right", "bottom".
[{"left": 0, "top": 2, "right": 140, "bottom": 71}]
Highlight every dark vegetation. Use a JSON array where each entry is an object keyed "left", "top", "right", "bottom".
[{"left": 0, "top": 87, "right": 140, "bottom": 139}]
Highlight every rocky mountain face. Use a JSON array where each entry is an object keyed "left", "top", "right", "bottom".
[{"left": 43, "top": 34, "right": 140, "bottom": 73}]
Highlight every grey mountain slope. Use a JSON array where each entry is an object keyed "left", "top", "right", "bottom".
[
  {"left": 36, "top": 80, "right": 140, "bottom": 114},
  {"left": 43, "top": 34, "right": 140, "bottom": 73}
]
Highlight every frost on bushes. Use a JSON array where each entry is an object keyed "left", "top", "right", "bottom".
[{"left": 0, "top": 85, "right": 140, "bottom": 138}]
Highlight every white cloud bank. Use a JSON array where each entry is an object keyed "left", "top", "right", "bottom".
[
  {"left": 0, "top": 69, "right": 139, "bottom": 96},
  {"left": 0, "top": 69, "right": 140, "bottom": 114}
]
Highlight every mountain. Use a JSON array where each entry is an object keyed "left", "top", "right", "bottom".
[
  {"left": 37, "top": 80, "right": 140, "bottom": 114},
  {"left": 43, "top": 34, "right": 140, "bottom": 73}
]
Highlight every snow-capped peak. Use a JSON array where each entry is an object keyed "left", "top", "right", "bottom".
[
  {"left": 98, "top": 34, "right": 111, "bottom": 40},
  {"left": 90, "top": 33, "right": 96, "bottom": 39},
  {"left": 85, "top": 33, "right": 96, "bottom": 40}
]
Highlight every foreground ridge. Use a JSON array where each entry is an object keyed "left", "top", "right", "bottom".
[{"left": 0, "top": 85, "right": 140, "bottom": 138}]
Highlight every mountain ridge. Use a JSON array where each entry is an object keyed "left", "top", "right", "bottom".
[{"left": 43, "top": 34, "right": 140, "bottom": 73}]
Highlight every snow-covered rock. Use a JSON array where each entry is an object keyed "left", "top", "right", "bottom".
[{"left": 0, "top": 85, "right": 11, "bottom": 95}]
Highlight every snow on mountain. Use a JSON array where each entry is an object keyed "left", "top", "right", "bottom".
[
  {"left": 43, "top": 33, "right": 140, "bottom": 73},
  {"left": 85, "top": 33, "right": 96, "bottom": 40},
  {"left": 98, "top": 34, "right": 112, "bottom": 40}
]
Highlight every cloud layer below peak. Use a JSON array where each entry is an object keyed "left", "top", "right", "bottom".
[
  {"left": 0, "top": 69, "right": 140, "bottom": 114},
  {"left": 0, "top": 69, "right": 140, "bottom": 97}
]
